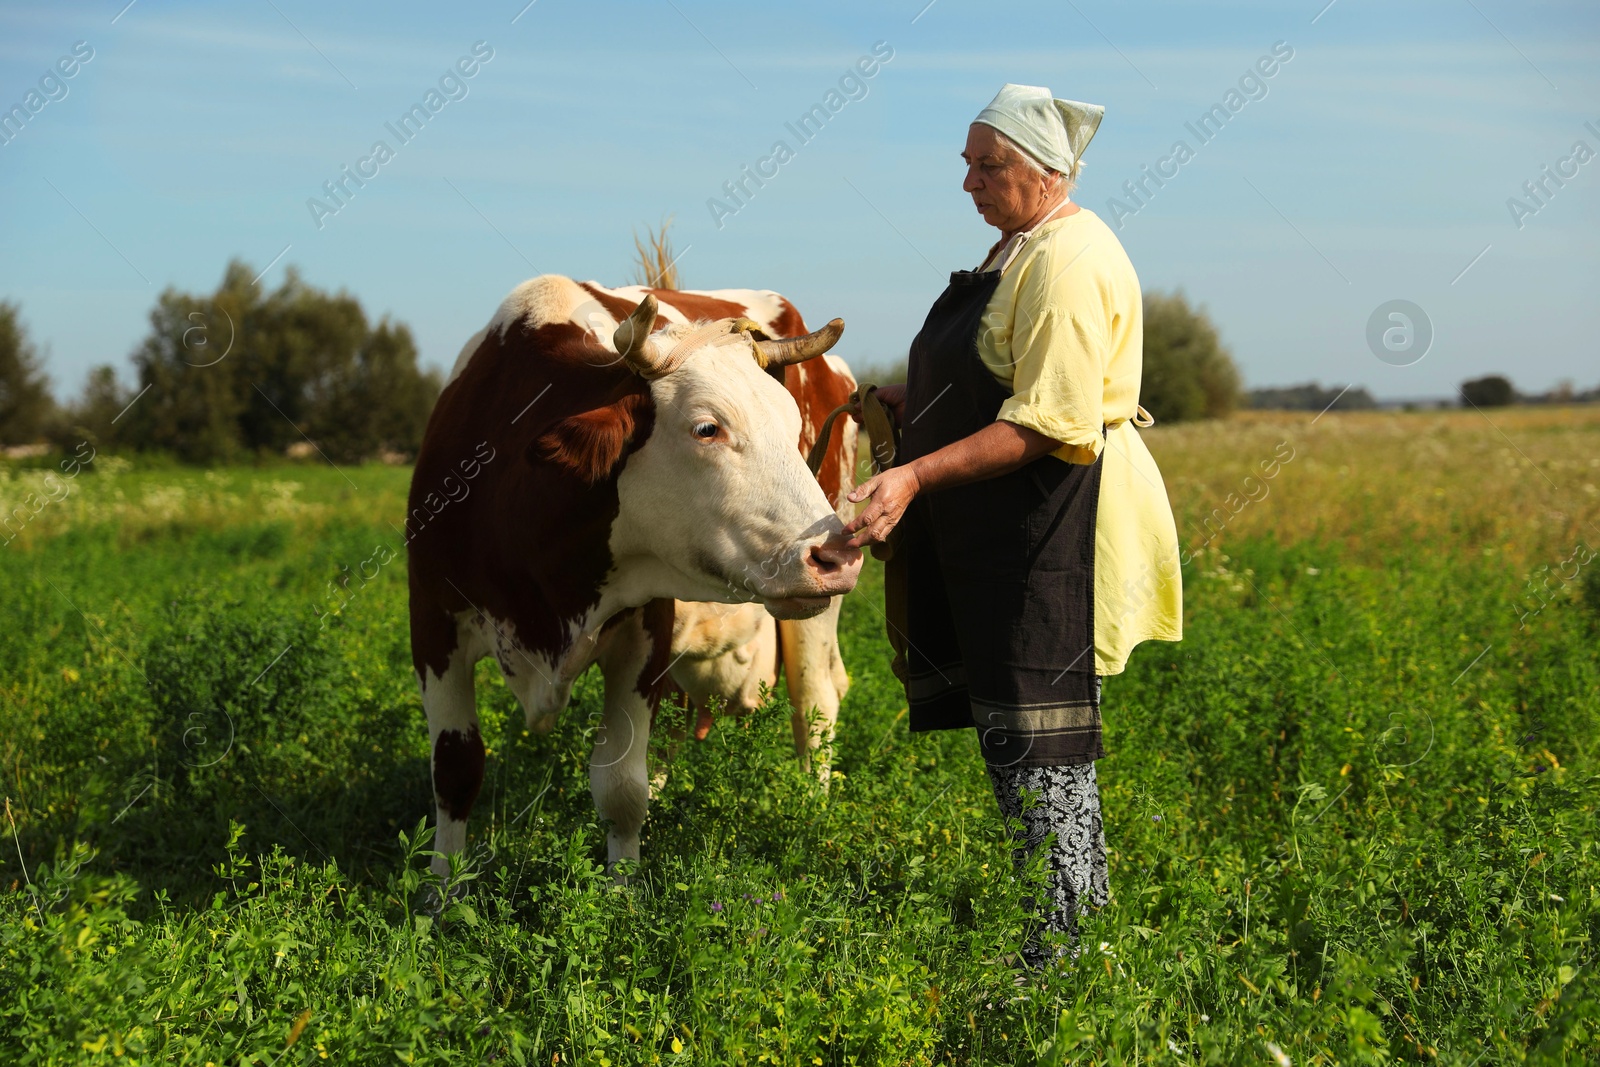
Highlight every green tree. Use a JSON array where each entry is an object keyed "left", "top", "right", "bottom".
[
  {"left": 241, "top": 267, "right": 367, "bottom": 455},
  {"left": 123, "top": 282, "right": 249, "bottom": 462},
  {"left": 74, "top": 365, "right": 132, "bottom": 440},
  {"left": 121, "top": 260, "right": 440, "bottom": 463},
  {"left": 47, "top": 364, "right": 131, "bottom": 453},
  {"left": 1460, "top": 375, "right": 1514, "bottom": 408},
  {"left": 0, "top": 301, "right": 56, "bottom": 445},
  {"left": 1140, "top": 291, "right": 1241, "bottom": 423},
  {"left": 307, "top": 319, "right": 441, "bottom": 463}
]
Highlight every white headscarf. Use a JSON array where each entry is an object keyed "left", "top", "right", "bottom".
[{"left": 973, "top": 83, "right": 1104, "bottom": 175}]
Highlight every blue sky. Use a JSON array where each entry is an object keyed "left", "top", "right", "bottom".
[{"left": 2, "top": 0, "right": 1596, "bottom": 401}]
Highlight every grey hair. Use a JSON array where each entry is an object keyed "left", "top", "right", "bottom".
[{"left": 993, "top": 128, "right": 1082, "bottom": 193}]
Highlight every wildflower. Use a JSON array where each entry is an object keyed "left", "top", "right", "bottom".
[
  {"left": 1152, "top": 815, "right": 1162, "bottom": 822},
  {"left": 754, "top": 897, "right": 764, "bottom": 905},
  {"left": 757, "top": 926, "right": 767, "bottom": 935},
  {"left": 710, "top": 900, "right": 723, "bottom": 913},
  {"left": 773, "top": 890, "right": 784, "bottom": 901}
]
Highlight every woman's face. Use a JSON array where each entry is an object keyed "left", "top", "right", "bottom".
[{"left": 962, "top": 123, "right": 1058, "bottom": 233}]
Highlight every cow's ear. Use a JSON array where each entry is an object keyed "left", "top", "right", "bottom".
[{"left": 530, "top": 393, "right": 654, "bottom": 484}]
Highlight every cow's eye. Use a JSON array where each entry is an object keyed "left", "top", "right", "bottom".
[{"left": 692, "top": 421, "right": 719, "bottom": 440}]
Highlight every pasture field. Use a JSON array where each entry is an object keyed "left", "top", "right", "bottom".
[{"left": 1, "top": 407, "right": 1597, "bottom": 1065}]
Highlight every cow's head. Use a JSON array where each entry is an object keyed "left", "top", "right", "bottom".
[{"left": 584, "top": 296, "right": 861, "bottom": 619}]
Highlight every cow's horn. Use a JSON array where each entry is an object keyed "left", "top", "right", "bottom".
[
  {"left": 613, "top": 295, "right": 661, "bottom": 376},
  {"left": 752, "top": 318, "right": 845, "bottom": 367}
]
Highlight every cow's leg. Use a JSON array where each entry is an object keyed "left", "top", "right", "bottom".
[
  {"left": 420, "top": 644, "right": 483, "bottom": 881},
  {"left": 779, "top": 597, "right": 849, "bottom": 785},
  {"left": 592, "top": 599, "right": 673, "bottom": 875}
]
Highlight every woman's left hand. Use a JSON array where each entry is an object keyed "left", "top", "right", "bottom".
[{"left": 843, "top": 465, "right": 921, "bottom": 548}]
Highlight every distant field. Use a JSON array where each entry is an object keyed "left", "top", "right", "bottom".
[{"left": 1, "top": 407, "right": 1596, "bottom": 1064}]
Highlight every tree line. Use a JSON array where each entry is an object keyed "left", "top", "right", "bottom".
[
  {"left": 6, "top": 264, "right": 1250, "bottom": 464},
  {"left": 0, "top": 260, "right": 440, "bottom": 462},
  {"left": 44, "top": 246, "right": 1591, "bottom": 460},
  {"left": 1246, "top": 375, "right": 1599, "bottom": 412}
]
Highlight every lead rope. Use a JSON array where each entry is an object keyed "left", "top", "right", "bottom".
[
  {"left": 807, "top": 382, "right": 902, "bottom": 564},
  {"left": 807, "top": 382, "right": 898, "bottom": 477}
]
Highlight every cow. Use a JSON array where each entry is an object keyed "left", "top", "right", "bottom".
[
  {"left": 407, "top": 275, "right": 862, "bottom": 877},
  {"left": 577, "top": 284, "right": 859, "bottom": 785}
]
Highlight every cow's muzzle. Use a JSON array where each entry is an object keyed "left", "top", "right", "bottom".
[
  {"left": 762, "top": 535, "right": 861, "bottom": 619},
  {"left": 804, "top": 535, "right": 862, "bottom": 589}
]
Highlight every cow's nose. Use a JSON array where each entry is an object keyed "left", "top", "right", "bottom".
[{"left": 806, "top": 536, "right": 863, "bottom": 589}]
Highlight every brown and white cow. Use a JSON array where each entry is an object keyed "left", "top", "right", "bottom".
[
  {"left": 581, "top": 284, "right": 859, "bottom": 784},
  {"left": 408, "top": 275, "right": 861, "bottom": 875}
]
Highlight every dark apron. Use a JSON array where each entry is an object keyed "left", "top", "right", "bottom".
[{"left": 895, "top": 265, "right": 1105, "bottom": 767}]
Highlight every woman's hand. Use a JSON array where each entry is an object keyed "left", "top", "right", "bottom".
[
  {"left": 849, "top": 382, "right": 906, "bottom": 424},
  {"left": 841, "top": 420, "right": 1063, "bottom": 548},
  {"left": 842, "top": 463, "right": 921, "bottom": 548}
]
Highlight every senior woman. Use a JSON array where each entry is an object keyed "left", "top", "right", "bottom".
[{"left": 843, "top": 84, "right": 1182, "bottom": 968}]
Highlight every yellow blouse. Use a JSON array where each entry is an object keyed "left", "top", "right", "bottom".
[{"left": 975, "top": 207, "right": 1183, "bottom": 675}]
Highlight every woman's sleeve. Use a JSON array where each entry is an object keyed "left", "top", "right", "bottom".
[{"left": 995, "top": 249, "right": 1107, "bottom": 465}]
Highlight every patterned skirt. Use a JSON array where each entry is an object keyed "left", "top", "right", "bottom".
[{"left": 983, "top": 679, "right": 1109, "bottom": 965}]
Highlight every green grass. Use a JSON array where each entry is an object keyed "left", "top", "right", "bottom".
[{"left": 1, "top": 434, "right": 1597, "bottom": 1065}]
